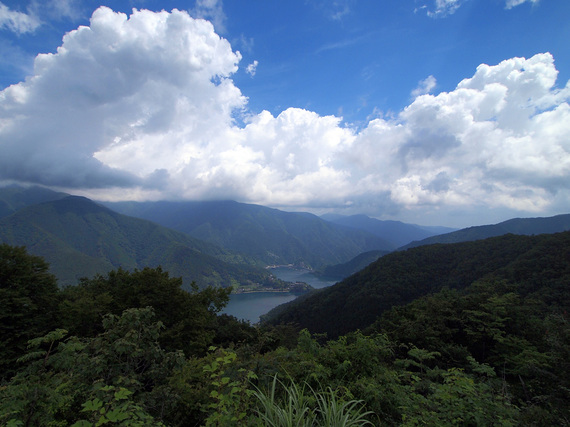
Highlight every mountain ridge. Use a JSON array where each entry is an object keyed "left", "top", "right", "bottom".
[
  {"left": 104, "top": 200, "right": 395, "bottom": 268},
  {"left": 262, "top": 231, "right": 570, "bottom": 338},
  {"left": 0, "top": 195, "right": 273, "bottom": 288},
  {"left": 399, "top": 213, "right": 570, "bottom": 250},
  {"left": 321, "top": 213, "right": 457, "bottom": 248},
  {"left": 0, "top": 185, "right": 69, "bottom": 218}
]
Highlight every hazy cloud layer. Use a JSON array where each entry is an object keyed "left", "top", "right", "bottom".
[
  {"left": 0, "top": 0, "right": 82, "bottom": 34},
  {"left": 0, "top": 2, "right": 40, "bottom": 33},
  {"left": 1, "top": 7, "right": 568, "bottom": 224},
  {"left": 422, "top": 0, "right": 538, "bottom": 17},
  {"left": 505, "top": 0, "right": 539, "bottom": 9},
  {"left": 191, "top": 0, "right": 226, "bottom": 33},
  {"left": 426, "top": 0, "right": 462, "bottom": 18}
]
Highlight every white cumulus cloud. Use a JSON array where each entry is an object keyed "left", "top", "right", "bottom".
[
  {"left": 411, "top": 75, "right": 437, "bottom": 97},
  {"left": 348, "top": 53, "right": 570, "bottom": 216},
  {"left": 0, "top": 7, "right": 568, "bottom": 225},
  {"left": 0, "top": 6, "right": 243, "bottom": 189},
  {"left": 246, "top": 60, "right": 258, "bottom": 77}
]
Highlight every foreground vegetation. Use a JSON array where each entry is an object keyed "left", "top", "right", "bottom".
[{"left": 1, "top": 234, "right": 569, "bottom": 425}]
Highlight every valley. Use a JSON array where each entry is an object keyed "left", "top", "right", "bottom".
[
  {"left": 223, "top": 266, "right": 338, "bottom": 323},
  {"left": 2, "top": 184, "right": 570, "bottom": 425},
  {"left": 1, "top": 2, "right": 569, "bottom": 423}
]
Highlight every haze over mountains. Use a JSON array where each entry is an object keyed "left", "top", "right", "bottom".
[
  {"left": 0, "top": 194, "right": 270, "bottom": 288},
  {"left": 0, "top": 186, "right": 397, "bottom": 287},
  {"left": 321, "top": 213, "right": 456, "bottom": 248},
  {"left": 1, "top": 185, "right": 570, "bottom": 291},
  {"left": 400, "top": 213, "right": 570, "bottom": 250},
  {"left": 0, "top": 185, "right": 68, "bottom": 217},
  {"left": 104, "top": 200, "right": 396, "bottom": 267}
]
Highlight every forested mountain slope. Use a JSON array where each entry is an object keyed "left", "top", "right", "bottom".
[
  {"left": 264, "top": 231, "right": 570, "bottom": 338},
  {"left": 0, "top": 195, "right": 272, "bottom": 288},
  {"left": 105, "top": 200, "right": 394, "bottom": 268},
  {"left": 316, "top": 249, "right": 390, "bottom": 280},
  {"left": 400, "top": 213, "right": 570, "bottom": 249},
  {"left": 2, "top": 235, "right": 569, "bottom": 425}
]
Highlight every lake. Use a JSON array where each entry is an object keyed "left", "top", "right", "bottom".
[{"left": 221, "top": 267, "right": 337, "bottom": 323}]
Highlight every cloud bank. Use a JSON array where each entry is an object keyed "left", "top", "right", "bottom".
[{"left": 1, "top": 7, "right": 569, "bottom": 224}]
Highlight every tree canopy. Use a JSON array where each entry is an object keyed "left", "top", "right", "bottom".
[{"left": 1, "top": 237, "right": 569, "bottom": 425}]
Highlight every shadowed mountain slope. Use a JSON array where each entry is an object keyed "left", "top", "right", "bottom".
[
  {"left": 104, "top": 200, "right": 394, "bottom": 268},
  {"left": 0, "top": 196, "right": 272, "bottom": 288},
  {"left": 400, "top": 213, "right": 570, "bottom": 250},
  {"left": 263, "top": 231, "right": 570, "bottom": 338},
  {"left": 316, "top": 249, "right": 390, "bottom": 281}
]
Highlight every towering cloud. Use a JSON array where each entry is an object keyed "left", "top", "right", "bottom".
[
  {"left": 0, "top": 7, "right": 568, "bottom": 223},
  {"left": 0, "top": 6, "right": 243, "bottom": 190},
  {"left": 350, "top": 54, "right": 570, "bottom": 214}
]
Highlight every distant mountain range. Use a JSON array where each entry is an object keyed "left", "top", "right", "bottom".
[
  {"left": 0, "top": 194, "right": 270, "bottom": 288},
  {"left": 0, "top": 186, "right": 395, "bottom": 287},
  {"left": 104, "top": 200, "right": 394, "bottom": 268},
  {"left": 2, "top": 185, "right": 569, "bottom": 294},
  {"left": 399, "top": 213, "right": 570, "bottom": 250},
  {"left": 321, "top": 213, "right": 456, "bottom": 248}
]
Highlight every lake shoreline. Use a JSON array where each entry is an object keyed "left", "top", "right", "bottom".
[{"left": 222, "top": 266, "right": 337, "bottom": 323}]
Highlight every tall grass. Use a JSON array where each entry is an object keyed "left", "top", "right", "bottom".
[{"left": 253, "top": 375, "right": 374, "bottom": 426}]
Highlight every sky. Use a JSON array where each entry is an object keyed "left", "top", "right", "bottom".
[{"left": 0, "top": 0, "right": 569, "bottom": 227}]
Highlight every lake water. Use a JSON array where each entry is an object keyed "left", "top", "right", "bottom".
[{"left": 221, "top": 267, "right": 337, "bottom": 323}]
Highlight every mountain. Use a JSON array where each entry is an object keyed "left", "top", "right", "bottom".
[
  {"left": 262, "top": 231, "right": 570, "bottom": 338},
  {"left": 0, "top": 195, "right": 274, "bottom": 288},
  {"left": 0, "top": 185, "right": 68, "bottom": 218},
  {"left": 321, "top": 213, "right": 456, "bottom": 248},
  {"left": 399, "top": 213, "right": 570, "bottom": 250},
  {"left": 316, "top": 249, "right": 390, "bottom": 280},
  {"left": 104, "top": 200, "right": 394, "bottom": 268}
]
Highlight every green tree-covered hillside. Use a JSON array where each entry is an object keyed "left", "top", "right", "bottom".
[
  {"left": 316, "top": 249, "right": 390, "bottom": 281},
  {"left": 1, "top": 241, "right": 569, "bottom": 425},
  {"left": 263, "top": 232, "right": 570, "bottom": 338},
  {"left": 105, "top": 200, "right": 394, "bottom": 268},
  {"left": 0, "top": 196, "right": 272, "bottom": 288}
]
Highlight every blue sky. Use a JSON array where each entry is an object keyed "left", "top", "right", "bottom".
[{"left": 0, "top": 0, "right": 569, "bottom": 227}]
